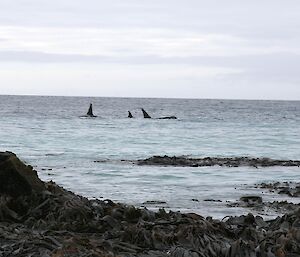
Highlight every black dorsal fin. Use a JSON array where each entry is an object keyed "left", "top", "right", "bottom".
[
  {"left": 141, "top": 108, "right": 151, "bottom": 118},
  {"left": 128, "top": 111, "right": 133, "bottom": 118},
  {"left": 87, "top": 103, "right": 93, "bottom": 116}
]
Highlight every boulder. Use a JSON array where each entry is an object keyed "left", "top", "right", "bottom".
[
  {"left": 240, "top": 196, "right": 263, "bottom": 206},
  {"left": 0, "top": 151, "right": 45, "bottom": 197}
]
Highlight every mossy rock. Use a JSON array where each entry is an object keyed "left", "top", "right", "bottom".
[{"left": 0, "top": 152, "right": 45, "bottom": 197}]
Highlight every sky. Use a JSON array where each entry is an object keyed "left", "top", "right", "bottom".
[{"left": 0, "top": 0, "right": 300, "bottom": 100}]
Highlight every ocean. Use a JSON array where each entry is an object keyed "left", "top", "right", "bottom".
[{"left": 1, "top": 95, "right": 300, "bottom": 219}]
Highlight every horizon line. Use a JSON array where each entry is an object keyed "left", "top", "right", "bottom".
[{"left": 1, "top": 93, "right": 300, "bottom": 102}]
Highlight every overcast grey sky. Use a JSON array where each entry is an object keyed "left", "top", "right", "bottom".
[{"left": 0, "top": 0, "right": 300, "bottom": 99}]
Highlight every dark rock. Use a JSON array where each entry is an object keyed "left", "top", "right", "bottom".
[
  {"left": 240, "top": 196, "right": 263, "bottom": 206},
  {"left": 292, "top": 218, "right": 300, "bottom": 228},
  {"left": 0, "top": 151, "right": 45, "bottom": 197},
  {"left": 102, "top": 215, "right": 120, "bottom": 229},
  {"left": 137, "top": 155, "right": 300, "bottom": 167},
  {"left": 0, "top": 151, "right": 11, "bottom": 162},
  {"left": 124, "top": 206, "right": 142, "bottom": 222},
  {"left": 142, "top": 200, "right": 167, "bottom": 205},
  {"left": 111, "top": 208, "right": 124, "bottom": 220},
  {"left": 204, "top": 199, "right": 222, "bottom": 202},
  {"left": 244, "top": 213, "right": 256, "bottom": 225},
  {"left": 1, "top": 152, "right": 300, "bottom": 257},
  {"left": 256, "top": 181, "right": 300, "bottom": 197}
]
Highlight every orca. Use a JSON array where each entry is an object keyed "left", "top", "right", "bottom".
[
  {"left": 158, "top": 116, "right": 177, "bottom": 119},
  {"left": 128, "top": 111, "right": 133, "bottom": 118},
  {"left": 83, "top": 103, "right": 97, "bottom": 118},
  {"left": 141, "top": 108, "right": 151, "bottom": 118},
  {"left": 141, "top": 108, "right": 177, "bottom": 119}
]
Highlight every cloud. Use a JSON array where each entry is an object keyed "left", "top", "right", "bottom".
[
  {"left": 0, "top": 0, "right": 299, "bottom": 38},
  {"left": 0, "top": 1, "right": 300, "bottom": 99},
  {"left": 0, "top": 26, "right": 239, "bottom": 57},
  {"left": 0, "top": 26, "right": 299, "bottom": 60},
  {"left": 0, "top": 62, "right": 242, "bottom": 98}
]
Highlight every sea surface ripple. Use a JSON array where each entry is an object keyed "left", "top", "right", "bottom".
[{"left": 1, "top": 95, "right": 300, "bottom": 218}]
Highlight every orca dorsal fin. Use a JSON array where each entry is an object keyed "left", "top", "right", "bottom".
[
  {"left": 87, "top": 103, "right": 94, "bottom": 116},
  {"left": 141, "top": 108, "right": 151, "bottom": 118},
  {"left": 128, "top": 111, "right": 133, "bottom": 118}
]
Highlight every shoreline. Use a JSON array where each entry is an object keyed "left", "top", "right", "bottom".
[{"left": 1, "top": 151, "right": 300, "bottom": 256}]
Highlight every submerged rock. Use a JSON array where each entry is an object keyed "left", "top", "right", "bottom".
[
  {"left": 137, "top": 155, "right": 300, "bottom": 167},
  {"left": 240, "top": 196, "right": 263, "bottom": 206},
  {"left": 142, "top": 200, "right": 167, "bottom": 205},
  {"left": 257, "top": 181, "right": 300, "bottom": 197}
]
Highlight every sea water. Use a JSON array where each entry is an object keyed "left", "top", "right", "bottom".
[{"left": 1, "top": 95, "right": 300, "bottom": 219}]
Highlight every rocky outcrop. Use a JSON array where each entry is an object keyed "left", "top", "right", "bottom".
[
  {"left": 240, "top": 195, "right": 263, "bottom": 206},
  {"left": 1, "top": 152, "right": 300, "bottom": 256},
  {"left": 137, "top": 155, "right": 300, "bottom": 167},
  {"left": 0, "top": 151, "right": 45, "bottom": 197},
  {"left": 257, "top": 181, "right": 300, "bottom": 197}
]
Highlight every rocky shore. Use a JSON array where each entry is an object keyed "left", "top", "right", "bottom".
[
  {"left": 137, "top": 155, "right": 300, "bottom": 168},
  {"left": 1, "top": 152, "right": 300, "bottom": 257},
  {"left": 256, "top": 182, "right": 300, "bottom": 198}
]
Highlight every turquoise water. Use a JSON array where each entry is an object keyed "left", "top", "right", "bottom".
[{"left": 1, "top": 95, "right": 300, "bottom": 218}]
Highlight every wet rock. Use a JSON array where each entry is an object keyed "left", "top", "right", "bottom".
[
  {"left": 137, "top": 155, "right": 300, "bottom": 168},
  {"left": 141, "top": 208, "right": 156, "bottom": 222},
  {"left": 204, "top": 199, "right": 222, "bottom": 202},
  {"left": 169, "top": 246, "right": 200, "bottom": 257},
  {"left": 142, "top": 200, "right": 167, "bottom": 205},
  {"left": 240, "top": 196, "right": 263, "bottom": 207},
  {"left": 257, "top": 181, "right": 300, "bottom": 197},
  {"left": 228, "top": 196, "right": 299, "bottom": 215},
  {"left": 2, "top": 152, "right": 300, "bottom": 257},
  {"left": 292, "top": 218, "right": 300, "bottom": 228},
  {"left": 0, "top": 151, "right": 45, "bottom": 197},
  {"left": 111, "top": 207, "right": 124, "bottom": 220},
  {"left": 124, "top": 206, "right": 142, "bottom": 222},
  {"left": 102, "top": 215, "right": 120, "bottom": 229}
]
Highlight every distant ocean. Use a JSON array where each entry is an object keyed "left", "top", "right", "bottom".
[{"left": 1, "top": 95, "right": 300, "bottom": 219}]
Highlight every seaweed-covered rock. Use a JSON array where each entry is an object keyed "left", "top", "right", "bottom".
[
  {"left": 240, "top": 196, "right": 263, "bottom": 207},
  {"left": 0, "top": 151, "right": 45, "bottom": 197},
  {"left": 257, "top": 181, "right": 300, "bottom": 197},
  {"left": 1, "top": 152, "right": 300, "bottom": 257},
  {"left": 137, "top": 155, "right": 300, "bottom": 167}
]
